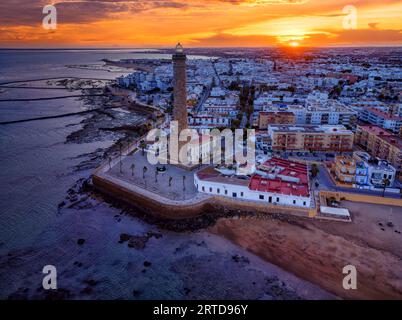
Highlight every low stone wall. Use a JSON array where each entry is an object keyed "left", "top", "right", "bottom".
[
  {"left": 93, "top": 171, "right": 315, "bottom": 220},
  {"left": 93, "top": 173, "right": 213, "bottom": 219}
]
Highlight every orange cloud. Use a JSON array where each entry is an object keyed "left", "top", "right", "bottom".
[{"left": 0, "top": 0, "right": 401, "bottom": 47}]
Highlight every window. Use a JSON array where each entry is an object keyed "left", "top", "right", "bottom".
[
  {"left": 276, "top": 197, "right": 279, "bottom": 202},
  {"left": 217, "top": 189, "right": 220, "bottom": 194},
  {"left": 225, "top": 190, "right": 228, "bottom": 195},
  {"left": 241, "top": 192, "right": 244, "bottom": 197},
  {"left": 293, "top": 200, "right": 296, "bottom": 205},
  {"left": 259, "top": 195, "right": 265, "bottom": 200},
  {"left": 232, "top": 193, "right": 237, "bottom": 198},
  {"left": 269, "top": 196, "right": 272, "bottom": 203},
  {"left": 209, "top": 187, "right": 212, "bottom": 192},
  {"left": 202, "top": 186, "right": 205, "bottom": 192},
  {"left": 303, "top": 202, "right": 306, "bottom": 206}
]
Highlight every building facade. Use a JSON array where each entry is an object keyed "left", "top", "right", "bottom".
[
  {"left": 332, "top": 153, "right": 396, "bottom": 187},
  {"left": 258, "top": 111, "right": 295, "bottom": 130},
  {"left": 268, "top": 125, "right": 354, "bottom": 152},
  {"left": 359, "top": 107, "right": 402, "bottom": 134},
  {"left": 355, "top": 125, "right": 402, "bottom": 182}
]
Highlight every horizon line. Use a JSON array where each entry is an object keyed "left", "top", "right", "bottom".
[{"left": 1, "top": 45, "right": 402, "bottom": 50}]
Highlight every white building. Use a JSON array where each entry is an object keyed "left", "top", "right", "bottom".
[{"left": 194, "top": 158, "right": 312, "bottom": 208}]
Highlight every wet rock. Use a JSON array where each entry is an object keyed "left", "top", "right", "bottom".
[
  {"left": 143, "top": 261, "right": 152, "bottom": 267},
  {"left": 80, "top": 287, "right": 93, "bottom": 295},
  {"left": 77, "top": 239, "right": 86, "bottom": 246},
  {"left": 146, "top": 231, "right": 163, "bottom": 239},
  {"left": 132, "top": 290, "right": 141, "bottom": 297},
  {"left": 83, "top": 279, "right": 99, "bottom": 286},
  {"left": 232, "top": 255, "right": 250, "bottom": 264},
  {"left": 73, "top": 261, "right": 83, "bottom": 267},
  {"left": 119, "top": 233, "right": 131, "bottom": 243},
  {"left": 128, "top": 236, "right": 148, "bottom": 249},
  {"left": 119, "top": 232, "right": 157, "bottom": 249}
]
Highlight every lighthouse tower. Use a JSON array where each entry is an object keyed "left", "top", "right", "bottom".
[{"left": 172, "top": 43, "right": 188, "bottom": 133}]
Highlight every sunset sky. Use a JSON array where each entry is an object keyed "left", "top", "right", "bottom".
[{"left": 0, "top": 0, "right": 401, "bottom": 48}]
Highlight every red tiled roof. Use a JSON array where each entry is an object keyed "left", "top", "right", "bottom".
[{"left": 249, "top": 158, "right": 310, "bottom": 197}]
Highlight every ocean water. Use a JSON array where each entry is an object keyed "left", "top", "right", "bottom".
[
  {"left": 0, "top": 50, "right": 332, "bottom": 300},
  {"left": 0, "top": 50, "right": 138, "bottom": 251}
]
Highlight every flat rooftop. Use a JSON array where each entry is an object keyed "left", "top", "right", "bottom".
[
  {"left": 359, "top": 124, "right": 393, "bottom": 136},
  {"left": 365, "top": 107, "right": 402, "bottom": 121},
  {"left": 269, "top": 124, "right": 352, "bottom": 135}
]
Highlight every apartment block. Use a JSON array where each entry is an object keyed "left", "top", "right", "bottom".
[
  {"left": 268, "top": 125, "right": 354, "bottom": 152},
  {"left": 355, "top": 125, "right": 402, "bottom": 182},
  {"left": 258, "top": 111, "right": 295, "bottom": 130},
  {"left": 359, "top": 107, "right": 402, "bottom": 133}
]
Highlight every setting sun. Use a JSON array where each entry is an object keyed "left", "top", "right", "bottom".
[{"left": 289, "top": 41, "right": 300, "bottom": 47}]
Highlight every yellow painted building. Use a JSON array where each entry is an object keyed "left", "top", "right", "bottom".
[{"left": 333, "top": 156, "right": 356, "bottom": 184}]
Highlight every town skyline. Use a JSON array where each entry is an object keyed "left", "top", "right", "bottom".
[{"left": 1, "top": 0, "right": 402, "bottom": 48}]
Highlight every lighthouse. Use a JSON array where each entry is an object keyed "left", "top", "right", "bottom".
[{"left": 172, "top": 43, "right": 188, "bottom": 133}]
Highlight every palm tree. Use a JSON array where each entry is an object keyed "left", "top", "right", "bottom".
[
  {"left": 382, "top": 177, "right": 391, "bottom": 197},
  {"left": 310, "top": 163, "right": 319, "bottom": 178},
  {"left": 130, "top": 164, "right": 135, "bottom": 176},
  {"left": 143, "top": 166, "right": 148, "bottom": 179},
  {"left": 140, "top": 140, "right": 147, "bottom": 156},
  {"left": 168, "top": 176, "right": 173, "bottom": 187}
]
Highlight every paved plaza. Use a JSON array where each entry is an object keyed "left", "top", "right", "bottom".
[{"left": 108, "top": 150, "right": 202, "bottom": 201}]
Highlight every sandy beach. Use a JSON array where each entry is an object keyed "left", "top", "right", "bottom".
[{"left": 210, "top": 201, "right": 402, "bottom": 299}]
